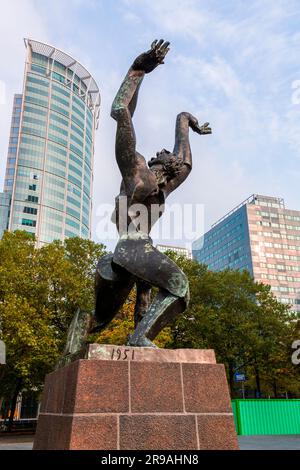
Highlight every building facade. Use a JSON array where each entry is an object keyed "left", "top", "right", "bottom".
[
  {"left": 0, "top": 39, "right": 100, "bottom": 245},
  {"left": 192, "top": 195, "right": 300, "bottom": 313},
  {"left": 156, "top": 244, "right": 192, "bottom": 259}
]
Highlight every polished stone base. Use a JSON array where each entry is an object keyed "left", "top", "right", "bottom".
[{"left": 33, "top": 345, "right": 239, "bottom": 450}]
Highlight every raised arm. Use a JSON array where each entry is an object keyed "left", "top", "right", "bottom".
[
  {"left": 111, "top": 39, "right": 170, "bottom": 120},
  {"left": 164, "top": 113, "right": 212, "bottom": 196},
  {"left": 111, "top": 40, "right": 170, "bottom": 188}
]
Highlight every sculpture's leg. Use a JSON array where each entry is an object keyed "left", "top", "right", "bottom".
[
  {"left": 114, "top": 235, "right": 189, "bottom": 347},
  {"left": 128, "top": 288, "right": 187, "bottom": 348},
  {"left": 134, "top": 281, "right": 152, "bottom": 328},
  {"left": 92, "top": 254, "right": 134, "bottom": 333}
]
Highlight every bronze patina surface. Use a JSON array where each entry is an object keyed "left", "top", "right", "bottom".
[{"left": 94, "top": 40, "right": 211, "bottom": 347}]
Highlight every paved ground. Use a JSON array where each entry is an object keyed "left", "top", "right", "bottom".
[
  {"left": 0, "top": 435, "right": 300, "bottom": 450},
  {"left": 0, "top": 435, "right": 34, "bottom": 450},
  {"left": 238, "top": 435, "right": 300, "bottom": 450}
]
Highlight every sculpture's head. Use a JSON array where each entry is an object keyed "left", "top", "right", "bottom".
[{"left": 148, "top": 149, "right": 184, "bottom": 187}]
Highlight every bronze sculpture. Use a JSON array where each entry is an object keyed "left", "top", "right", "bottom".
[{"left": 92, "top": 40, "right": 212, "bottom": 348}]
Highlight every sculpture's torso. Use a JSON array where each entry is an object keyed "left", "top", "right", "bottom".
[{"left": 114, "top": 153, "right": 166, "bottom": 236}]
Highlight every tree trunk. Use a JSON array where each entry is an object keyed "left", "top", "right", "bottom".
[
  {"left": 228, "top": 362, "right": 235, "bottom": 397},
  {"left": 7, "top": 379, "right": 22, "bottom": 432},
  {"left": 272, "top": 380, "right": 278, "bottom": 398},
  {"left": 254, "top": 366, "right": 261, "bottom": 397}
]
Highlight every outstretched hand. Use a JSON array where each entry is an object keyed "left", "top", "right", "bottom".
[
  {"left": 190, "top": 120, "right": 212, "bottom": 135},
  {"left": 132, "top": 39, "right": 170, "bottom": 74}
]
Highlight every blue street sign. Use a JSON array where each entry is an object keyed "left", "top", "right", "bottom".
[{"left": 234, "top": 372, "right": 246, "bottom": 382}]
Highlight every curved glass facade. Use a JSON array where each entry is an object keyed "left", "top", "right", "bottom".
[{"left": 8, "top": 39, "right": 100, "bottom": 246}]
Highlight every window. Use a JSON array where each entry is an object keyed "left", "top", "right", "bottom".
[
  {"left": 27, "top": 75, "right": 49, "bottom": 87},
  {"left": 22, "top": 218, "right": 36, "bottom": 227},
  {"left": 15, "top": 98, "right": 22, "bottom": 105},
  {"left": 24, "top": 105, "right": 47, "bottom": 117},
  {"left": 23, "top": 207, "right": 38, "bottom": 215},
  {"left": 26, "top": 86, "right": 49, "bottom": 97},
  {"left": 31, "top": 64, "right": 47, "bottom": 75},
  {"left": 25, "top": 94, "right": 48, "bottom": 108},
  {"left": 49, "top": 123, "right": 68, "bottom": 137},
  {"left": 50, "top": 103, "right": 69, "bottom": 118},
  {"left": 29, "top": 184, "right": 37, "bottom": 191},
  {"left": 51, "top": 94, "right": 69, "bottom": 108},
  {"left": 27, "top": 195, "right": 38, "bottom": 203},
  {"left": 52, "top": 71, "right": 65, "bottom": 83},
  {"left": 52, "top": 84, "right": 70, "bottom": 98},
  {"left": 66, "top": 218, "right": 80, "bottom": 230},
  {"left": 50, "top": 112, "right": 68, "bottom": 127},
  {"left": 67, "top": 206, "right": 80, "bottom": 219}
]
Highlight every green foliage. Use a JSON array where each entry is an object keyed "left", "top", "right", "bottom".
[
  {"left": 93, "top": 289, "right": 173, "bottom": 348},
  {"left": 0, "top": 232, "right": 298, "bottom": 406},
  {"left": 0, "top": 231, "right": 106, "bottom": 402},
  {"left": 165, "top": 251, "right": 299, "bottom": 397}
]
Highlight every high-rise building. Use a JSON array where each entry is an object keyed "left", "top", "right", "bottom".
[
  {"left": 0, "top": 39, "right": 100, "bottom": 245},
  {"left": 156, "top": 244, "right": 192, "bottom": 259},
  {"left": 192, "top": 195, "right": 300, "bottom": 313}
]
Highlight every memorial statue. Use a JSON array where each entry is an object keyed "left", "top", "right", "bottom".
[{"left": 92, "top": 40, "right": 212, "bottom": 348}]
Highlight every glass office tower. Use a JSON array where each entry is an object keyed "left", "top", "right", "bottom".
[
  {"left": 193, "top": 195, "right": 300, "bottom": 313},
  {"left": 0, "top": 39, "right": 100, "bottom": 245}
]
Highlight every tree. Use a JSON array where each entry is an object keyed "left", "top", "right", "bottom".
[
  {"left": 0, "top": 295, "right": 59, "bottom": 430},
  {"left": 93, "top": 289, "right": 172, "bottom": 348},
  {"left": 166, "top": 252, "right": 298, "bottom": 397},
  {"left": 0, "top": 231, "right": 107, "bottom": 427}
]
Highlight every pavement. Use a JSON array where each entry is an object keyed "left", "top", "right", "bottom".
[
  {"left": 0, "top": 435, "right": 300, "bottom": 450},
  {"left": 238, "top": 435, "right": 300, "bottom": 450},
  {"left": 0, "top": 435, "right": 34, "bottom": 450}
]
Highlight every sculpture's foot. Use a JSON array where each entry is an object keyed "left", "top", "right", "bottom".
[{"left": 127, "top": 334, "right": 158, "bottom": 348}]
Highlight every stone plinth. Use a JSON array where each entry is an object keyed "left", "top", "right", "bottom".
[{"left": 33, "top": 345, "right": 239, "bottom": 450}]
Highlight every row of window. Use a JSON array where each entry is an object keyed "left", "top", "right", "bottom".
[
  {"left": 209, "top": 253, "right": 249, "bottom": 270},
  {"left": 261, "top": 242, "right": 300, "bottom": 251},
  {"left": 256, "top": 231, "right": 300, "bottom": 241},
  {"left": 206, "top": 213, "right": 243, "bottom": 242},
  {"left": 25, "top": 90, "right": 90, "bottom": 133},
  {"left": 256, "top": 220, "right": 300, "bottom": 230},
  {"left": 202, "top": 224, "right": 243, "bottom": 251},
  {"left": 203, "top": 246, "right": 246, "bottom": 267},
  {"left": 200, "top": 234, "right": 245, "bottom": 262},
  {"left": 271, "top": 286, "right": 300, "bottom": 294},
  {"left": 260, "top": 273, "right": 298, "bottom": 282},
  {"left": 256, "top": 210, "right": 300, "bottom": 222},
  {"left": 256, "top": 200, "right": 283, "bottom": 209},
  {"left": 265, "top": 252, "right": 300, "bottom": 261},
  {"left": 279, "top": 298, "right": 300, "bottom": 305},
  {"left": 259, "top": 263, "right": 300, "bottom": 272}
]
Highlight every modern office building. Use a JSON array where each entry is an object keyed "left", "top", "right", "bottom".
[
  {"left": 156, "top": 244, "right": 192, "bottom": 259},
  {"left": 0, "top": 39, "right": 100, "bottom": 245},
  {"left": 192, "top": 195, "right": 300, "bottom": 313}
]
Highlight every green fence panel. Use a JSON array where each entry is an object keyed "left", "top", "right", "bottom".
[
  {"left": 231, "top": 400, "right": 240, "bottom": 435},
  {"left": 232, "top": 399, "right": 300, "bottom": 435}
]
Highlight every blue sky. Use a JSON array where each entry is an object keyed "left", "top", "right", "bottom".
[{"left": 0, "top": 0, "right": 299, "bottom": 249}]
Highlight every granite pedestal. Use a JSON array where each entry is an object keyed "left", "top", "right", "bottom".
[{"left": 33, "top": 344, "right": 239, "bottom": 450}]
